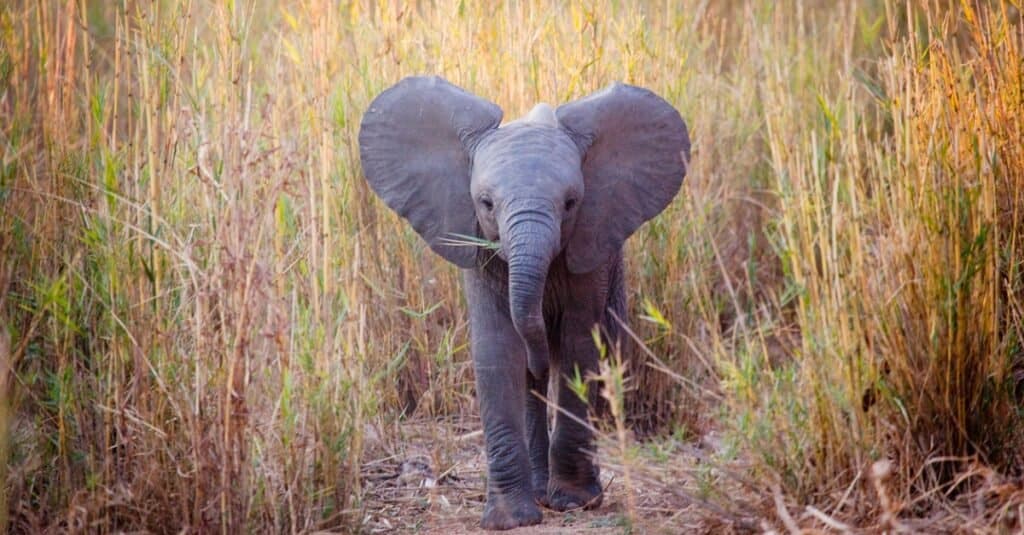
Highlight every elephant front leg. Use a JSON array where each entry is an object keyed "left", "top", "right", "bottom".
[
  {"left": 464, "top": 272, "right": 543, "bottom": 530},
  {"left": 545, "top": 332, "right": 603, "bottom": 511},
  {"left": 526, "top": 370, "right": 550, "bottom": 502},
  {"left": 475, "top": 361, "right": 543, "bottom": 530}
]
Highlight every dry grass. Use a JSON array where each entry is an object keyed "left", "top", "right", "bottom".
[{"left": 0, "top": 0, "right": 1021, "bottom": 532}]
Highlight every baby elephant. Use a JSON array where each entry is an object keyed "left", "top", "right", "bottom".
[{"left": 359, "top": 76, "right": 689, "bottom": 530}]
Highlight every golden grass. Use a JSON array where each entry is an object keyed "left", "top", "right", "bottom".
[{"left": 0, "top": 0, "right": 1021, "bottom": 531}]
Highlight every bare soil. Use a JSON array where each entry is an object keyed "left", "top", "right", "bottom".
[{"left": 359, "top": 419, "right": 737, "bottom": 534}]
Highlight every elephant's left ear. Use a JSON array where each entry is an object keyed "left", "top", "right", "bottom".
[{"left": 556, "top": 83, "right": 690, "bottom": 274}]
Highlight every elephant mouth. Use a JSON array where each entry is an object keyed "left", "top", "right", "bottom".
[
  {"left": 494, "top": 240, "right": 509, "bottom": 261},
  {"left": 475, "top": 232, "right": 507, "bottom": 261}
]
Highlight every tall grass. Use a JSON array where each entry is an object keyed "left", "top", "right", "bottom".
[
  {"left": 1, "top": 0, "right": 1021, "bottom": 531},
  {"left": 729, "top": 1, "right": 1024, "bottom": 519}
]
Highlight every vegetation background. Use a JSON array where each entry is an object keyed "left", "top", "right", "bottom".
[{"left": 1, "top": 0, "right": 1021, "bottom": 532}]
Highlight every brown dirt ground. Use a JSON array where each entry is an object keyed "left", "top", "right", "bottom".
[
  {"left": 356, "top": 417, "right": 1024, "bottom": 534},
  {"left": 358, "top": 419, "right": 748, "bottom": 534}
]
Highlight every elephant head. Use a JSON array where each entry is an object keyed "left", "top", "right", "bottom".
[{"left": 359, "top": 76, "right": 689, "bottom": 376}]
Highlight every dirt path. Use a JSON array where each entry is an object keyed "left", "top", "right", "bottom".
[{"left": 359, "top": 420, "right": 737, "bottom": 534}]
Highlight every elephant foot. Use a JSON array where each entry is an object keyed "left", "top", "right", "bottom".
[
  {"left": 480, "top": 491, "right": 543, "bottom": 530},
  {"left": 531, "top": 483, "right": 548, "bottom": 504},
  {"left": 531, "top": 472, "right": 549, "bottom": 503},
  {"left": 542, "top": 476, "right": 603, "bottom": 511}
]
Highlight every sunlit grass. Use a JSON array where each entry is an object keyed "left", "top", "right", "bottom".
[{"left": 1, "top": 0, "right": 1021, "bottom": 531}]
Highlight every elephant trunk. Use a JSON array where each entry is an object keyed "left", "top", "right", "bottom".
[{"left": 501, "top": 205, "right": 559, "bottom": 378}]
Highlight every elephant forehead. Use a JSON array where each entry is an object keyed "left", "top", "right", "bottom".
[{"left": 474, "top": 125, "right": 581, "bottom": 175}]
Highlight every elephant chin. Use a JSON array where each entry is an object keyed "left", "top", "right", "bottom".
[{"left": 501, "top": 214, "right": 559, "bottom": 378}]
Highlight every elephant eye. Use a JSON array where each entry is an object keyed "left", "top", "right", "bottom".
[
  {"left": 564, "top": 198, "right": 577, "bottom": 211},
  {"left": 480, "top": 197, "right": 494, "bottom": 211}
]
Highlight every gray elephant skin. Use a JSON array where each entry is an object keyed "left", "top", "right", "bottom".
[{"left": 358, "top": 76, "right": 689, "bottom": 530}]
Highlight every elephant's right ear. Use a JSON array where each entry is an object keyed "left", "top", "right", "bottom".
[{"left": 359, "top": 76, "right": 503, "bottom": 268}]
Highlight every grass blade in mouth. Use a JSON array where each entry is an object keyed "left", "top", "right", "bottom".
[{"left": 439, "top": 233, "right": 501, "bottom": 251}]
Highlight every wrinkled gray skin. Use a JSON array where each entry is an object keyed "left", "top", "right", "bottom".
[{"left": 359, "top": 76, "right": 689, "bottom": 530}]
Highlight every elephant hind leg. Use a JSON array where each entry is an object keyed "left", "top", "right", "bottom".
[
  {"left": 526, "top": 370, "right": 550, "bottom": 502},
  {"left": 589, "top": 254, "right": 626, "bottom": 419},
  {"left": 601, "top": 254, "right": 627, "bottom": 348},
  {"left": 543, "top": 358, "right": 603, "bottom": 512}
]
